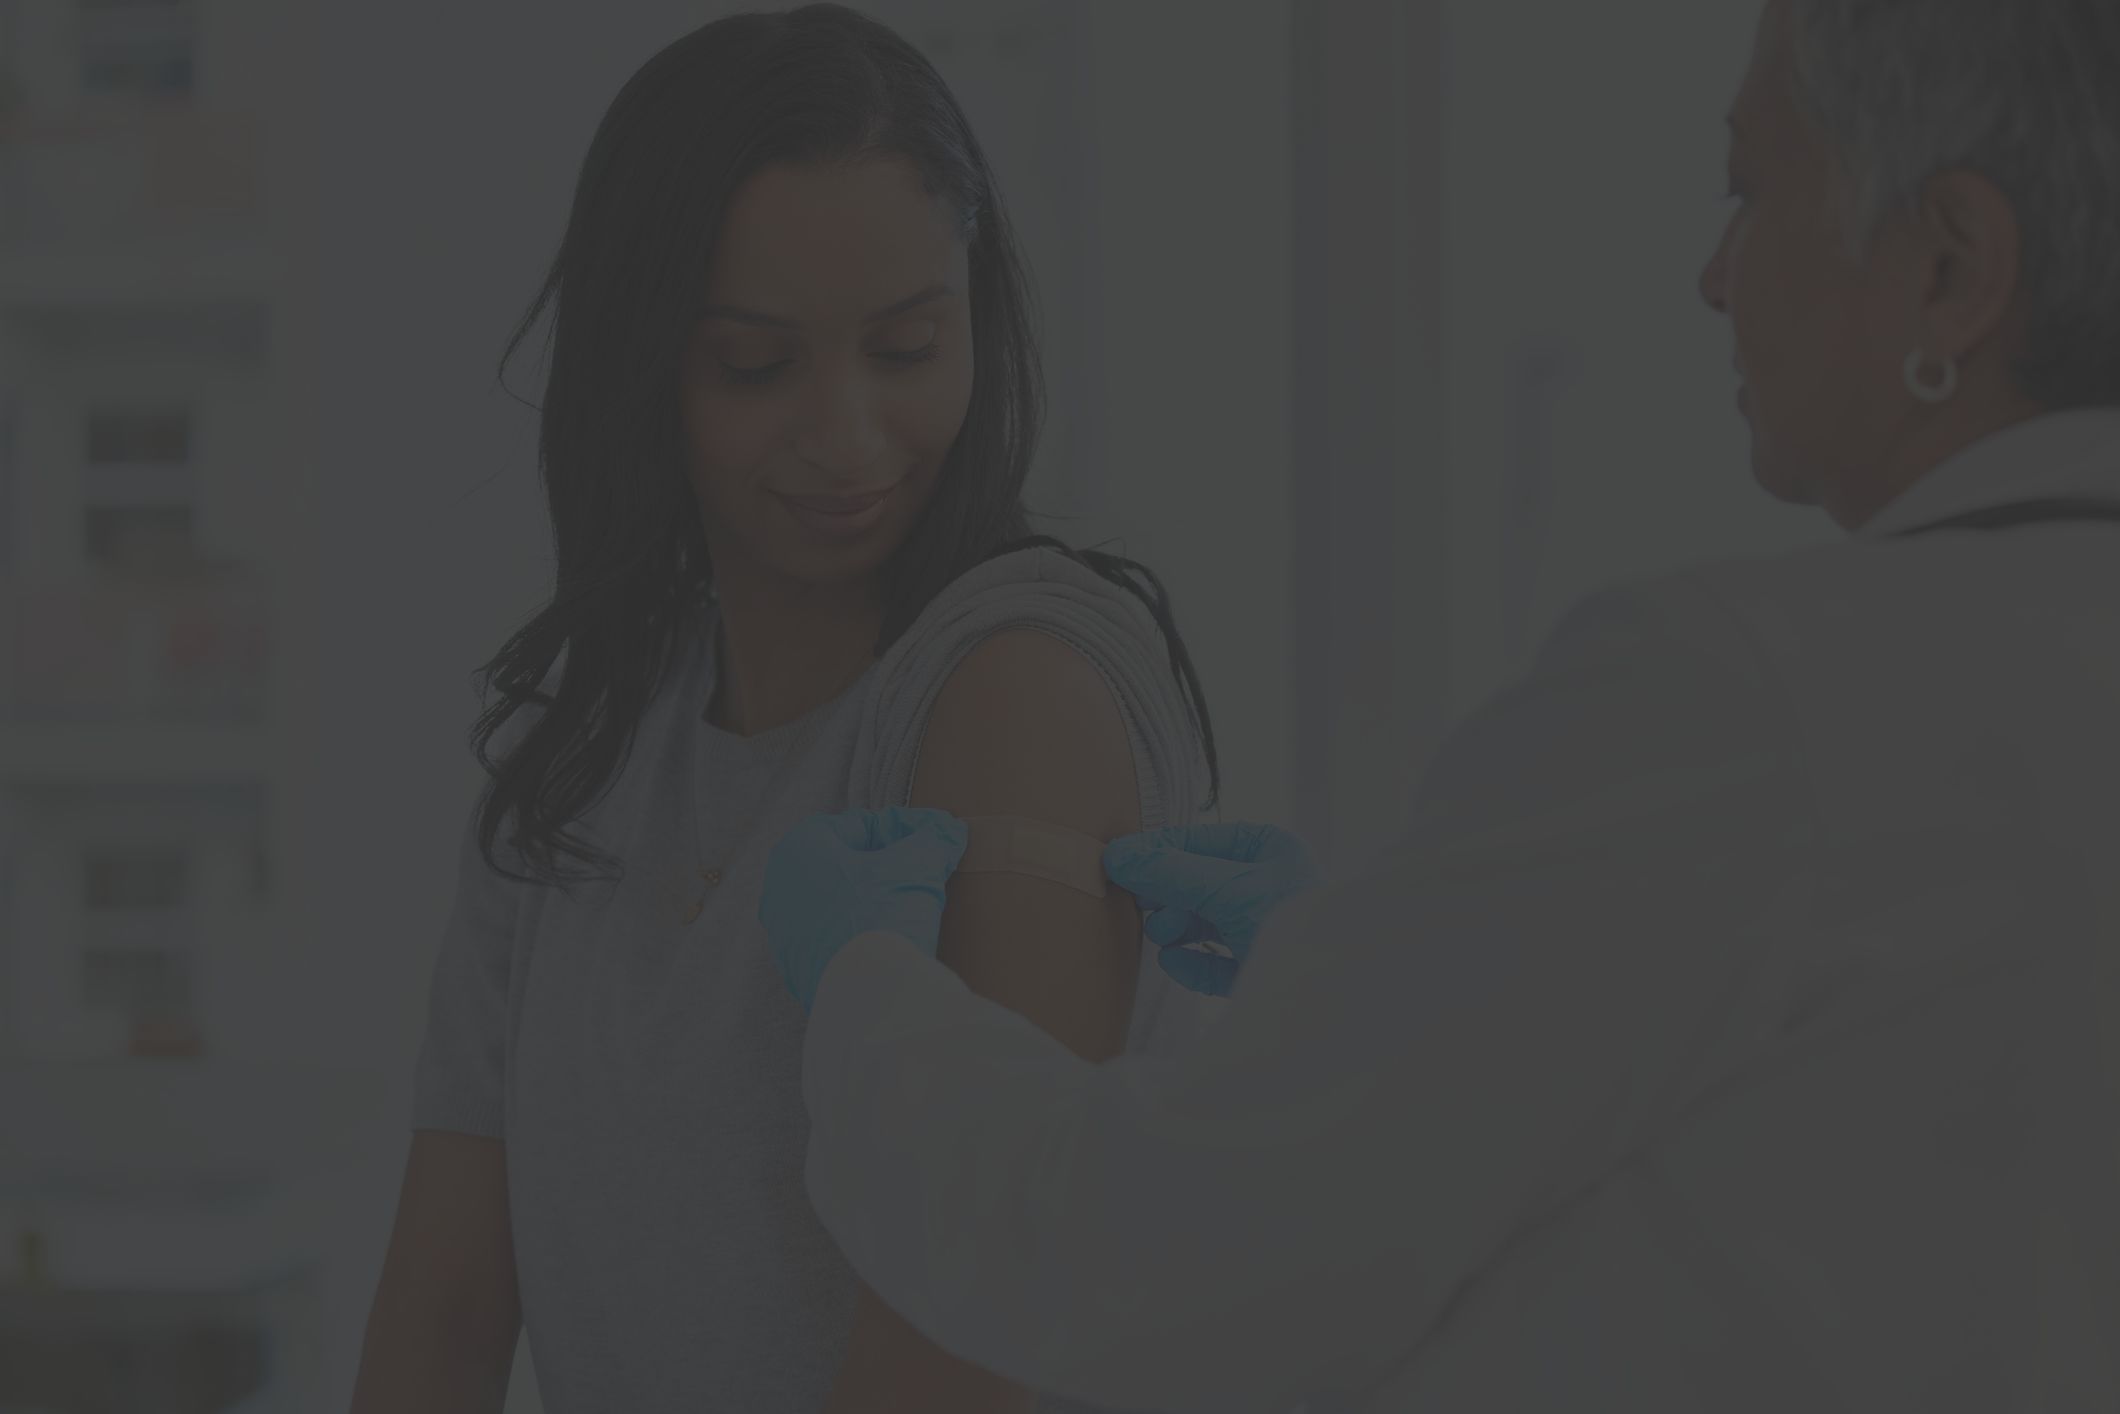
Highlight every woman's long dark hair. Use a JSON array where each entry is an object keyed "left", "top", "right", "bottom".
[{"left": 475, "top": 4, "right": 1218, "bottom": 886}]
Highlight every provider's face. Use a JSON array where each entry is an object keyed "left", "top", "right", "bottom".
[
  {"left": 1699, "top": 0, "right": 1919, "bottom": 517},
  {"left": 680, "top": 156, "right": 975, "bottom": 588}
]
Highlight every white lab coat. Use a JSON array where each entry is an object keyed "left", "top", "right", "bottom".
[{"left": 801, "top": 409, "right": 2120, "bottom": 1414}]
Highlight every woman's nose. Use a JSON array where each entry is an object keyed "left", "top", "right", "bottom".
[
  {"left": 794, "top": 369, "right": 888, "bottom": 476},
  {"left": 1698, "top": 242, "right": 1730, "bottom": 314}
]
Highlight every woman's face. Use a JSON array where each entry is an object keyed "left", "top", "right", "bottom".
[
  {"left": 681, "top": 156, "right": 976, "bottom": 590},
  {"left": 1699, "top": 1, "right": 1929, "bottom": 523}
]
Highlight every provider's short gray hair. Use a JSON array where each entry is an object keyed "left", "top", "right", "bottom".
[{"left": 1786, "top": 0, "right": 2120, "bottom": 407}]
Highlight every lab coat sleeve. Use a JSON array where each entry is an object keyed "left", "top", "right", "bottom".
[{"left": 802, "top": 581, "right": 1815, "bottom": 1413}]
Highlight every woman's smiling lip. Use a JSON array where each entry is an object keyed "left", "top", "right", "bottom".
[
  {"left": 771, "top": 480, "right": 902, "bottom": 538},
  {"left": 774, "top": 485, "right": 897, "bottom": 515}
]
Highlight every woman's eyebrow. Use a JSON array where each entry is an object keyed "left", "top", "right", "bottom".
[{"left": 701, "top": 282, "right": 955, "bottom": 329}]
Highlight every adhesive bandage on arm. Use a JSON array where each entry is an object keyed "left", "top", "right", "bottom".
[{"left": 955, "top": 815, "right": 1110, "bottom": 898}]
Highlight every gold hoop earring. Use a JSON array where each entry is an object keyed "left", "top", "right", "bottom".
[{"left": 1903, "top": 349, "right": 1959, "bottom": 404}]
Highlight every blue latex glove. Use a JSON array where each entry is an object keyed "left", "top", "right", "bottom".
[
  {"left": 1102, "top": 822, "right": 1318, "bottom": 996},
  {"left": 760, "top": 807, "right": 969, "bottom": 1013}
]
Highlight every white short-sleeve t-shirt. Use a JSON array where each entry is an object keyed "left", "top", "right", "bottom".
[{"left": 411, "top": 547, "right": 1217, "bottom": 1413}]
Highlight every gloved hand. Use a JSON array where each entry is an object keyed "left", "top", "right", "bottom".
[
  {"left": 1102, "top": 822, "right": 1318, "bottom": 997},
  {"left": 760, "top": 807, "right": 969, "bottom": 1013}
]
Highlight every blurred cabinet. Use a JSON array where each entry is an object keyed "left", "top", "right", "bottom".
[
  {"left": 0, "top": 0, "right": 287, "bottom": 1065},
  {"left": 5, "top": 784, "right": 268, "bottom": 1064},
  {"left": 0, "top": 0, "right": 318, "bottom": 1408},
  {"left": 0, "top": 1061, "right": 402, "bottom": 1412},
  {"left": 0, "top": 1281, "right": 298, "bottom": 1414}
]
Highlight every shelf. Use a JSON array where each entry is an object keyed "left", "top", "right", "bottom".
[
  {"left": 0, "top": 235, "right": 279, "bottom": 310},
  {"left": 0, "top": 1198, "right": 314, "bottom": 1295},
  {"left": 0, "top": 1283, "right": 285, "bottom": 1414},
  {"left": 0, "top": 721, "right": 270, "bottom": 783},
  {"left": 0, "top": 1060, "right": 403, "bottom": 1292}
]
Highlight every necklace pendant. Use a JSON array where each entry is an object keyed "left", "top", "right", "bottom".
[{"left": 676, "top": 867, "right": 720, "bottom": 924}]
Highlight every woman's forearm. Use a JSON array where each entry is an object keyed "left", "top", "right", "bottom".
[
  {"left": 350, "top": 1132, "right": 523, "bottom": 1414},
  {"left": 350, "top": 1311, "right": 518, "bottom": 1414}
]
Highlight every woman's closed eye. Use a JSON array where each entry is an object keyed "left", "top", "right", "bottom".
[
  {"left": 873, "top": 341, "right": 940, "bottom": 366},
  {"left": 872, "top": 319, "right": 942, "bottom": 366},
  {"left": 719, "top": 343, "right": 941, "bottom": 384},
  {"left": 721, "top": 357, "right": 794, "bottom": 385}
]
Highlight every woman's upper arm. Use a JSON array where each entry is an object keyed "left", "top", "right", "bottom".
[
  {"left": 412, "top": 807, "right": 523, "bottom": 1138},
  {"left": 908, "top": 627, "right": 1145, "bottom": 1063}
]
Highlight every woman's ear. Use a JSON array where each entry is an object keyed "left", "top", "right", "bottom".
[{"left": 1914, "top": 167, "right": 2025, "bottom": 363}]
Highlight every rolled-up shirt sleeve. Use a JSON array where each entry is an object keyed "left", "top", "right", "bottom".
[{"left": 801, "top": 579, "right": 1814, "bottom": 1413}]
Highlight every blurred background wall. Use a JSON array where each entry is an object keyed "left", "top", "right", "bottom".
[{"left": 0, "top": 2, "right": 1830, "bottom": 1409}]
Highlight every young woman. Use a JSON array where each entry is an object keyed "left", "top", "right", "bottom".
[{"left": 348, "top": 7, "right": 1220, "bottom": 1413}]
